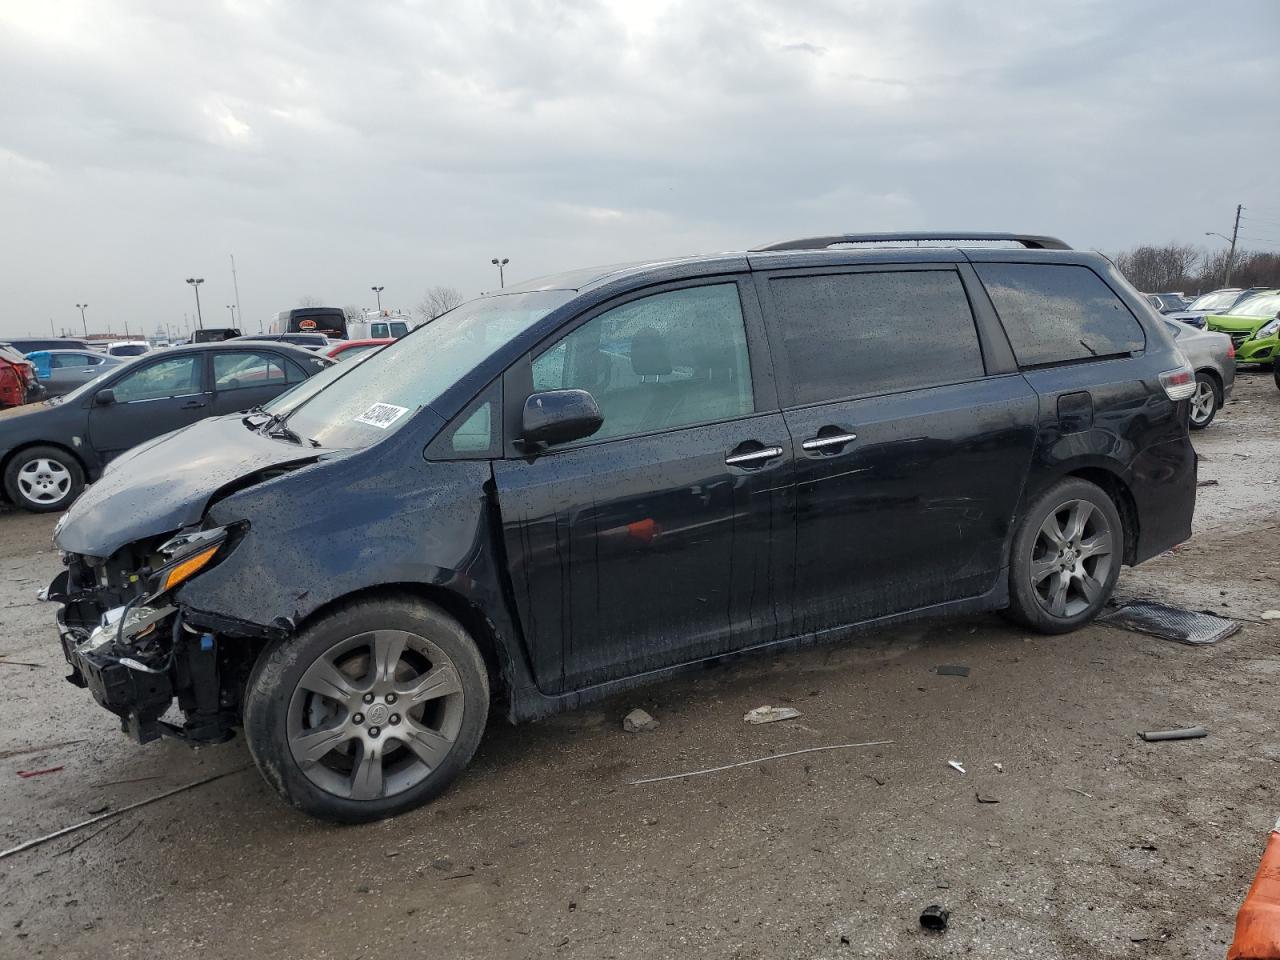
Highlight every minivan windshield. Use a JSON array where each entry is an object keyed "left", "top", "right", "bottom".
[{"left": 279, "top": 290, "right": 570, "bottom": 449}]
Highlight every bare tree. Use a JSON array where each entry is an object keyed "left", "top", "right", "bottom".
[
  {"left": 342, "top": 304, "right": 365, "bottom": 322},
  {"left": 297, "top": 295, "right": 323, "bottom": 308},
  {"left": 415, "top": 286, "right": 464, "bottom": 323},
  {"left": 1112, "top": 243, "right": 1199, "bottom": 292}
]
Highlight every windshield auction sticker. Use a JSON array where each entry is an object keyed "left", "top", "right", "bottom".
[{"left": 354, "top": 402, "right": 409, "bottom": 429}]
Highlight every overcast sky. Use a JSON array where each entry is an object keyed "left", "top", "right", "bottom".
[{"left": 1, "top": 0, "right": 1277, "bottom": 339}]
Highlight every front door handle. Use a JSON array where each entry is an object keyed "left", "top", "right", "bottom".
[
  {"left": 725, "top": 444, "right": 784, "bottom": 467},
  {"left": 801, "top": 431, "right": 858, "bottom": 453},
  {"left": 181, "top": 400, "right": 208, "bottom": 410}
]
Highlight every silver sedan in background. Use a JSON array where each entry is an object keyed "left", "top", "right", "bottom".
[
  {"left": 1163, "top": 318, "right": 1235, "bottom": 429},
  {"left": 28, "top": 349, "right": 125, "bottom": 398}
]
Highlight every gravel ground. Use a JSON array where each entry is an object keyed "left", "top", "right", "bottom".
[{"left": 0, "top": 371, "right": 1277, "bottom": 960}]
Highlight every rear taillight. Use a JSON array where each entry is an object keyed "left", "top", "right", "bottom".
[
  {"left": 1227, "top": 340, "right": 1236, "bottom": 358},
  {"left": 1159, "top": 364, "right": 1196, "bottom": 401}
]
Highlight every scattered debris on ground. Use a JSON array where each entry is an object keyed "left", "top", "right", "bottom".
[
  {"left": 1099, "top": 599, "right": 1238, "bottom": 645},
  {"left": 920, "top": 905, "right": 950, "bottom": 932},
  {"left": 1139, "top": 726, "right": 1208, "bottom": 742},
  {"left": 947, "top": 761, "right": 966, "bottom": 774},
  {"left": 17, "top": 765, "right": 64, "bottom": 779},
  {"left": 622, "top": 708, "right": 660, "bottom": 733},
  {"left": 631, "top": 741, "right": 892, "bottom": 785},
  {"left": 743, "top": 705, "right": 802, "bottom": 724},
  {"left": 976, "top": 792, "right": 1000, "bottom": 804},
  {"left": 935, "top": 664, "right": 970, "bottom": 677},
  {"left": 1262, "top": 610, "right": 1280, "bottom": 621}
]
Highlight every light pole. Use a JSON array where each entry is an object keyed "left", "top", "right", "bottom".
[
  {"left": 371, "top": 286, "right": 384, "bottom": 312},
  {"left": 75, "top": 303, "right": 88, "bottom": 336},
  {"left": 491, "top": 257, "right": 509, "bottom": 288},
  {"left": 226, "top": 304, "right": 237, "bottom": 324},
  {"left": 185, "top": 277, "right": 205, "bottom": 328}
]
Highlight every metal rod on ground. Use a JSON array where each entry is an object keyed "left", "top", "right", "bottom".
[
  {"left": 630, "top": 740, "right": 894, "bottom": 785},
  {"left": 0, "top": 767, "right": 249, "bottom": 861}
]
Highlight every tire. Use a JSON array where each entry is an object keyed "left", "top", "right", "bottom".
[
  {"left": 1004, "top": 478, "right": 1123, "bottom": 635},
  {"left": 3, "top": 445, "right": 85, "bottom": 512},
  {"left": 1188, "top": 372, "right": 1220, "bottom": 430},
  {"left": 244, "top": 596, "right": 490, "bottom": 823}
]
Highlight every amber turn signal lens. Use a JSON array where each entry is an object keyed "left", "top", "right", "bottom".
[{"left": 159, "top": 544, "right": 221, "bottom": 592}]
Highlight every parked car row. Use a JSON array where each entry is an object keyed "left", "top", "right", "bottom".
[
  {"left": 0, "top": 342, "right": 332, "bottom": 510},
  {"left": 43, "top": 232, "right": 1202, "bottom": 822}
]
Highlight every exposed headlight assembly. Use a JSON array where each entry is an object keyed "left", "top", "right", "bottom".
[
  {"left": 1257, "top": 317, "right": 1280, "bottom": 338},
  {"left": 148, "top": 526, "right": 232, "bottom": 597}
]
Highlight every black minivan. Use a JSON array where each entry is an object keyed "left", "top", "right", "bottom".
[{"left": 48, "top": 233, "right": 1198, "bottom": 821}]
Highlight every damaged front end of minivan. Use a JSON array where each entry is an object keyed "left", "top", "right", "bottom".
[
  {"left": 47, "top": 520, "right": 279, "bottom": 744},
  {"left": 45, "top": 413, "right": 329, "bottom": 745}
]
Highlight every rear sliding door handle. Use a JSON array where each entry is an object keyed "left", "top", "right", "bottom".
[
  {"left": 725, "top": 445, "right": 783, "bottom": 467},
  {"left": 801, "top": 432, "right": 858, "bottom": 452}
]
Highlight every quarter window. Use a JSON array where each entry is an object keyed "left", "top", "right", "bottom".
[
  {"left": 213, "top": 352, "right": 288, "bottom": 390},
  {"left": 768, "top": 270, "right": 984, "bottom": 406},
  {"left": 975, "top": 263, "right": 1145, "bottom": 367},
  {"left": 111, "top": 356, "right": 202, "bottom": 403},
  {"left": 530, "top": 283, "right": 754, "bottom": 444}
]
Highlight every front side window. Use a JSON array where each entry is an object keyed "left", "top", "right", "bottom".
[
  {"left": 769, "top": 270, "right": 984, "bottom": 406},
  {"left": 976, "top": 263, "right": 1145, "bottom": 367},
  {"left": 389, "top": 322, "right": 409, "bottom": 338},
  {"left": 111, "top": 356, "right": 202, "bottom": 403},
  {"left": 371, "top": 323, "right": 389, "bottom": 338},
  {"left": 213, "top": 351, "right": 288, "bottom": 390},
  {"left": 530, "top": 283, "right": 754, "bottom": 444}
]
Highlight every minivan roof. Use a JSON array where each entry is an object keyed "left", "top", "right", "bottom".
[{"left": 499, "top": 233, "right": 1077, "bottom": 298}]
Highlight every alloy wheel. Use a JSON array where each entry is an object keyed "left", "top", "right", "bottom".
[
  {"left": 1189, "top": 380, "right": 1216, "bottom": 426},
  {"left": 16, "top": 457, "right": 72, "bottom": 506},
  {"left": 1029, "top": 499, "right": 1114, "bottom": 619},
  {"left": 287, "top": 629, "right": 466, "bottom": 801}
]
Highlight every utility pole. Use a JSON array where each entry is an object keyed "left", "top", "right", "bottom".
[
  {"left": 1224, "top": 204, "right": 1243, "bottom": 286},
  {"left": 229, "top": 254, "right": 243, "bottom": 332}
]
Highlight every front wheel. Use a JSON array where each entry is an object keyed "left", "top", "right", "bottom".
[
  {"left": 3, "top": 445, "right": 85, "bottom": 512},
  {"left": 1188, "top": 373, "right": 1220, "bottom": 430},
  {"left": 1005, "top": 478, "right": 1123, "bottom": 634},
  {"left": 244, "top": 597, "right": 490, "bottom": 823}
]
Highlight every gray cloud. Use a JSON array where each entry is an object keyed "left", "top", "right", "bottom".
[{"left": 0, "top": 0, "right": 1276, "bottom": 338}]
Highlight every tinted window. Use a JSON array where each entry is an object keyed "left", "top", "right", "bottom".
[
  {"left": 51, "top": 353, "right": 96, "bottom": 368},
  {"left": 531, "top": 283, "right": 754, "bottom": 444},
  {"left": 389, "top": 322, "right": 409, "bottom": 338},
  {"left": 214, "top": 351, "right": 288, "bottom": 390},
  {"left": 112, "top": 356, "right": 202, "bottom": 402},
  {"left": 976, "top": 263, "right": 1145, "bottom": 366},
  {"left": 110, "top": 344, "right": 149, "bottom": 357},
  {"left": 769, "top": 270, "right": 983, "bottom": 405},
  {"left": 371, "top": 323, "right": 389, "bottom": 338}
]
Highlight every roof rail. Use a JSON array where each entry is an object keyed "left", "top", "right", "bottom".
[{"left": 751, "top": 232, "right": 1071, "bottom": 252}]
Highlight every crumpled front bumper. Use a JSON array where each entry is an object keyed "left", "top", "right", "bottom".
[
  {"left": 1236, "top": 338, "right": 1278, "bottom": 363},
  {"left": 56, "top": 607, "right": 176, "bottom": 743}
]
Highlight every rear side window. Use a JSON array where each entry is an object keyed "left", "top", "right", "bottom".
[
  {"left": 768, "top": 270, "right": 983, "bottom": 406},
  {"left": 976, "top": 263, "right": 1145, "bottom": 367}
]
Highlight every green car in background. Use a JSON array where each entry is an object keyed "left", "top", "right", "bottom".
[{"left": 1205, "top": 289, "right": 1280, "bottom": 364}]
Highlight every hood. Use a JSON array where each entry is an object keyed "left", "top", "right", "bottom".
[
  {"left": 1205, "top": 313, "right": 1267, "bottom": 333},
  {"left": 54, "top": 413, "right": 328, "bottom": 557},
  {"left": 1165, "top": 310, "right": 1208, "bottom": 323},
  {"left": 0, "top": 399, "right": 56, "bottom": 425}
]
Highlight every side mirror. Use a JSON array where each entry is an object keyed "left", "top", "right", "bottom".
[
  {"left": 521, "top": 389, "right": 603, "bottom": 446},
  {"left": 94, "top": 388, "right": 116, "bottom": 406}
]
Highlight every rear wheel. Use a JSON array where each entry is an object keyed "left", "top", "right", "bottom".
[
  {"left": 3, "top": 445, "right": 85, "bottom": 512},
  {"left": 1188, "top": 373, "right": 1220, "bottom": 429},
  {"left": 1005, "top": 478, "right": 1123, "bottom": 634},
  {"left": 244, "top": 597, "right": 490, "bottom": 823}
]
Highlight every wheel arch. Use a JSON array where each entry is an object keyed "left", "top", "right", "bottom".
[
  {"left": 288, "top": 582, "right": 511, "bottom": 699},
  {"left": 1019, "top": 461, "right": 1139, "bottom": 566}
]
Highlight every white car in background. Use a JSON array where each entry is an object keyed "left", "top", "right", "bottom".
[{"left": 104, "top": 340, "right": 151, "bottom": 358}]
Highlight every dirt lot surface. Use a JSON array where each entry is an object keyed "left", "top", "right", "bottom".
[{"left": 0, "top": 372, "right": 1277, "bottom": 960}]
